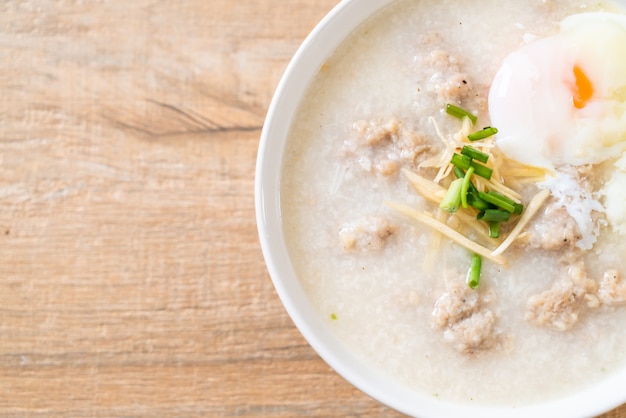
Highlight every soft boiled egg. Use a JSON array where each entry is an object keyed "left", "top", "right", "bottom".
[{"left": 488, "top": 12, "right": 626, "bottom": 171}]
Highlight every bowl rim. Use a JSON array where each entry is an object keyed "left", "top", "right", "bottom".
[{"left": 255, "top": 1, "right": 626, "bottom": 416}]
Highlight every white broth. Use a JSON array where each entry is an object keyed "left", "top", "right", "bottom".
[{"left": 281, "top": 0, "right": 626, "bottom": 406}]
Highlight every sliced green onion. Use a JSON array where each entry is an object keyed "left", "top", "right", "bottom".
[
  {"left": 439, "top": 178, "right": 464, "bottom": 213},
  {"left": 478, "top": 191, "right": 517, "bottom": 213},
  {"left": 477, "top": 209, "right": 511, "bottom": 223},
  {"left": 452, "top": 153, "right": 492, "bottom": 179},
  {"left": 453, "top": 166, "right": 489, "bottom": 211},
  {"left": 466, "top": 180, "right": 478, "bottom": 195},
  {"left": 464, "top": 175, "right": 492, "bottom": 211},
  {"left": 470, "top": 161, "right": 493, "bottom": 180},
  {"left": 460, "top": 166, "right": 474, "bottom": 209},
  {"left": 513, "top": 202, "right": 524, "bottom": 215},
  {"left": 468, "top": 126, "right": 498, "bottom": 141},
  {"left": 467, "top": 253, "right": 482, "bottom": 289},
  {"left": 450, "top": 153, "right": 471, "bottom": 170},
  {"left": 488, "top": 222, "right": 500, "bottom": 238},
  {"left": 445, "top": 104, "right": 477, "bottom": 124},
  {"left": 467, "top": 192, "right": 491, "bottom": 211},
  {"left": 461, "top": 145, "right": 489, "bottom": 163}
]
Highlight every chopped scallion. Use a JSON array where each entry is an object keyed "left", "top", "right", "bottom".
[
  {"left": 439, "top": 178, "right": 464, "bottom": 213},
  {"left": 488, "top": 222, "right": 500, "bottom": 238},
  {"left": 477, "top": 209, "right": 511, "bottom": 223},
  {"left": 445, "top": 104, "right": 477, "bottom": 124},
  {"left": 513, "top": 202, "right": 524, "bottom": 215},
  {"left": 466, "top": 180, "right": 479, "bottom": 195},
  {"left": 452, "top": 153, "right": 492, "bottom": 179},
  {"left": 469, "top": 161, "right": 493, "bottom": 180},
  {"left": 461, "top": 145, "right": 489, "bottom": 163},
  {"left": 467, "top": 192, "right": 491, "bottom": 211},
  {"left": 467, "top": 253, "right": 482, "bottom": 289},
  {"left": 478, "top": 191, "right": 517, "bottom": 213},
  {"left": 468, "top": 126, "right": 498, "bottom": 141},
  {"left": 450, "top": 153, "right": 471, "bottom": 171},
  {"left": 453, "top": 166, "right": 465, "bottom": 179},
  {"left": 460, "top": 166, "right": 474, "bottom": 209}
]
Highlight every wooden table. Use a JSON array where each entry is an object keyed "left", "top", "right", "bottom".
[{"left": 0, "top": 1, "right": 622, "bottom": 416}]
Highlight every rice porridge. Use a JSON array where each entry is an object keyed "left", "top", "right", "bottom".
[{"left": 280, "top": 0, "right": 626, "bottom": 406}]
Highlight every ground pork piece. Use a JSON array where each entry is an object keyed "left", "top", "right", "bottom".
[
  {"left": 598, "top": 269, "right": 626, "bottom": 305},
  {"left": 518, "top": 202, "right": 582, "bottom": 250},
  {"left": 526, "top": 279, "right": 581, "bottom": 331},
  {"left": 417, "top": 31, "right": 443, "bottom": 47},
  {"left": 436, "top": 72, "right": 473, "bottom": 104},
  {"left": 375, "top": 160, "right": 399, "bottom": 176},
  {"left": 443, "top": 310, "right": 496, "bottom": 353},
  {"left": 525, "top": 262, "right": 598, "bottom": 330},
  {"left": 353, "top": 118, "right": 400, "bottom": 146},
  {"left": 419, "top": 49, "right": 475, "bottom": 104},
  {"left": 422, "top": 49, "right": 460, "bottom": 71},
  {"left": 432, "top": 281, "right": 496, "bottom": 353},
  {"left": 432, "top": 282, "right": 479, "bottom": 328},
  {"left": 339, "top": 216, "right": 395, "bottom": 252},
  {"left": 349, "top": 118, "right": 432, "bottom": 176}
]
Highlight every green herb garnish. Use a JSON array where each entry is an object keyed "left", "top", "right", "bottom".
[
  {"left": 461, "top": 145, "right": 489, "bottom": 163},
  {"left": 445, "top": 103, "right": 477, "bottom": 124},
  {"left": 467, "top": 192, "right": 491, "bottom": 211},
  {"left": 470, "top": 161, "right": 492, "bottom": 180},
  {"left": 478, "top": 191, "right": 520, "bottom": 213},
  {"left": 450, "top": 153, "right": 471, "bottom": 171},
  {"left": 439, "top": 178, "right": 464, "bottom": 213},
  {"left": 488, "top": 222, "right": 500, "bottom": 238},
  {"left": 477, "top": 209, "right": 511, "bottom": 223},
  {"left": 467, "top": 253, "right": 482, "bottom": 289},
  {"left": 460, "top": 166, "right": 474, "bottom": 209},
  {"left": 450, "top": 153, "right": 492, "bottom": 180},
  {"left": 468, "top": 126, "right": 498, "bottom": 141}
]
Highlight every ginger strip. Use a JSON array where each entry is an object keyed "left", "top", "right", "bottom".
[
  {"left": 491, "top": 189, "right": 551, "bottom": 257},
  {"left": 403, "top": 169, "right": 446, "bottom": 203},
  {"left": 386, "top": 201, "right": 507, "bottom": 265}
]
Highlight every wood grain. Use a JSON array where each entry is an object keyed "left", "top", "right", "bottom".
[{"left": 0, "top": 0, "right": 622, "bottom": 417}]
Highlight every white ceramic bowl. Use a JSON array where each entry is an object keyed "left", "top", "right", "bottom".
[{"left": 255, "top": 1, "right": 626, "bottom": 416}]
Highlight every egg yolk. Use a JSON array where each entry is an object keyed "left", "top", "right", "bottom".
[{"left": 572, "top": 65, "right": 593, "bottom": 109}]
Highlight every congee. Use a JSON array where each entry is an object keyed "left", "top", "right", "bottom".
[{"left": 281, "top": 0, "right": 626, "bottom": 406}]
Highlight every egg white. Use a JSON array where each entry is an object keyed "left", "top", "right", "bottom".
[{"left": 489, "top": 12, "right": 626, "bottom": 170}]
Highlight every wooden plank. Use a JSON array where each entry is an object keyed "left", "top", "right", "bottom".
[{"left": 0, "top": 0, "right": 621, "bottom": 417}]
